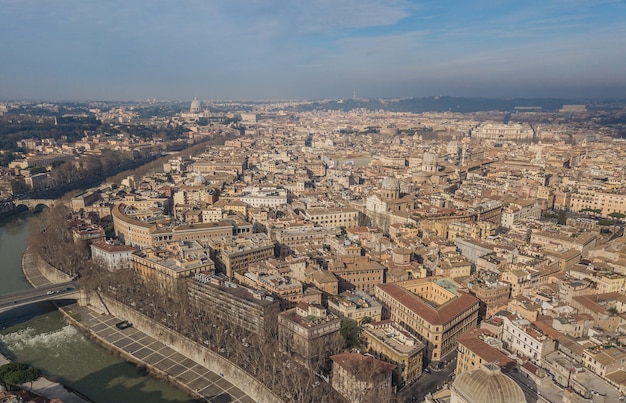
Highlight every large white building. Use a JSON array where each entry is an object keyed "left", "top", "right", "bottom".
[
  {"left": 239, "top": 187, "right": 288, "bottom": 208},
  {"left": 501, "top": 314, "right": 556, "bottom": 364},
  {"left": 90, "top": 241, "right": 136, "bottom": 271},
  {"left": 471, "top": 122, "right": 534, "bottom": 142}
]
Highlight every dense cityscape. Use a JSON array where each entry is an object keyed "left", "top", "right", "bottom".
[{"left": 1, "top": 97, "right": 626, "bottom": 402}]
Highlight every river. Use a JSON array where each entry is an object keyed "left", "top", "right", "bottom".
[{"left": 0, "top": 213, "right": 195, "bottom": 402}]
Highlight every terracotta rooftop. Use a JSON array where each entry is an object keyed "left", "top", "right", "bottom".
[
  {"left": 532, "top": 319, "right": 562, "bottom": 340},
  {"left": 457, "top": 336, "right": 515, "bottom": 370},
  {"left": 376, "top": 282, "right": 479, "bottom": 326},
  {"left": 91, "top": 241, "right": 136, "bottom": 253}
]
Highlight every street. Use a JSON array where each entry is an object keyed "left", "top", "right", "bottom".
[{"left": 398, "top": 354, "right": 457, "bottom": 403}]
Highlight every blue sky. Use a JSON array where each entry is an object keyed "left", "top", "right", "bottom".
[{"left": 1, "top": 0, "right": 625, "bottom": 100}]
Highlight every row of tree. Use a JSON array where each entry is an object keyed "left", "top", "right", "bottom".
[{"left": 81, "top": 266, "right": 351, "bottom": 402}]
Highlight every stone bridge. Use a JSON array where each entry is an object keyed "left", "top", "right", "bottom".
[
  {"left": 0, "top": 282, "right": 79, "bottom": 314},
  {"left": 15, "top": 199, "right": 57, "bottom": 211}
]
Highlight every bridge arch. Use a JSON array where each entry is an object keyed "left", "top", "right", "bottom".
[{"left": 15, "top": 199, "right": 56, "bottom": 212}]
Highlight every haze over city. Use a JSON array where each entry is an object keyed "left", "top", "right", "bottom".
[{"left": 1, "top": 0, "right": 625, "bottom": 101}]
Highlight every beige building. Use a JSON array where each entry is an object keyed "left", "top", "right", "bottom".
[
  {"left": 306, "top": 269, "right": 339, "bottom": 296},
  {"left": 436, "top": 256, "right": 472, "bottom": 279},
  {"left": 207, "top": 233, "right": 275, "bottom": 278},
  {"left": 113, "top": 202, "right": 238, "bottom": 248},
  {"left": 327, "top": 256, "right": 386, "bottom": 295},
  {"left": 112, "top": 203, "right": 156, "bottom": 247},
  {"left": 328, "top": 291, "right": 382, "bottom": 322},
  {"left": 530, "top": 230, "right": 598, "bottom": 255},
  {"left": 375, "top": 277, "right": 479, "bottom": 363},
  {"left": 471, "top": 122, "right": 534, "bottom": 142},
  {"left": 570, "top": 189, "right": 626, "bottom": 218},
  {"left": 330, "top": 353, "right": 395, "bottom": 403},
  {"left": 447, "top": 221, "right": 495, "bottom": 242},
  {"left": 583, "top": 345, "right": 626, "bottom": 378},
  {"left": 278, "top": 303, "right": 342, "bottom": 368},
  {"left": 304, "top": 207, "right": 360, "bottom": 228},
  {"left": 362, "top": 320, "right": 425, "bottom": 385},
  {"left": 455, "top": 329, "right": 515, "bottom": 375},
  {"left": 190, "top": 158, "right": 247, "bottom": 175},
  {"left": 131, "top": 245, "right": 215, "bottom": 287},
  {"left": 467, "top": 280, "right": 510, "bottom": 319}
]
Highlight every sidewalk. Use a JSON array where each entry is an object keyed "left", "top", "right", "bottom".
[
  {"left": 63, "top": 304, "right": 253, "bottom": 403},
  {"left": 21, "top": 247, "right": 55, "bottom": 288}
]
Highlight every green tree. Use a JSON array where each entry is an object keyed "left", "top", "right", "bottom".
[
  {"left": 609, "top": 212, "right": 625, "bottom": 220},
  {"left": 557, "top": 210, "right": 567, "bottom": 225},
  {"left": 340, "top": 319, "right": 361, "bottom": 348},
  {"left": 0, "top": 363, "right": 41, "bottom": 390}
]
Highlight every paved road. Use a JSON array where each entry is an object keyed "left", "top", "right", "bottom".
[
  {"left": 67, "top": 304, "right": 254, "bottom": 403},
  {"left": 399, "top": 355, "right": 457, "bottom": 403},
  {"left": 22, "top": 248, "right": 56, "bottom": 288},
  {"left": 0, "top": 282, "right": 77, "bottom": 312}
]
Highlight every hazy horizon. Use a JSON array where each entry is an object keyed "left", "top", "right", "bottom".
[{"left": 2, "top": 1, "right": 625, "bottom": 101}]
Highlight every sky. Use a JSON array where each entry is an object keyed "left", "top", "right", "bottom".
[{"left": 1, "top": 0, "right": 625, "bottom": 101}]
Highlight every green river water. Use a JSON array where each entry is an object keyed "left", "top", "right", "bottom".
[{"left": 0, "top": 213, "right": 195, "bottom": 403}]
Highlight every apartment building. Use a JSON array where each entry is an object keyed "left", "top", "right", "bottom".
[
  {"left": 188, "top": 273, "right": 280, "bottom": 336},
  {"left": 570, "top": 189, "right": 626, "bottom": 217},
  {"left": 328, "top": 291, "right": 382, "bottom": 322},
  {"left": 456, "top": 329, "right": 515, "bottom": 375},
  {"left": 304, "top": 207, "right": 360, "bottom": 228},
  {"left": 327, "top": 256, "right": 386, "bottom": 295},
  {"left": 530, "top": 230, "right": 598, "bottom": 255},
  {"left": 278, "top": 303, "right": 342, "bottom": 367},
  {"left": 90, "top": 241, "right": 136, "bottom": 271},
  {"left": 375, "top": 278, "right": 479, "bottom": 363},
  {"left": 583, "top": 345, "right": 626, "bottom": 378},
  {"left": 362, "top": 320, "right": 425, "bottom": 385},
  {"left": 330, "top": 353, "right": 395, "bottom": 403},
  {"left": 501, "top": 314, "right": 556, "bottom": 364},
  {"left": 207, "top": 233, "right": 275, "bottom": 278},
  {"left": 131, "top": 245, "right": 215, "bottom": 286}
]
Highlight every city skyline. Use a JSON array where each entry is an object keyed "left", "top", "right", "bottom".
[{"left": 1, "top": 0, "right": 625, "bottom": 101}]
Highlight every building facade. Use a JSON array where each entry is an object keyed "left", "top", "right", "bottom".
[
  {"left": 362, "top": 320, "right": 425, "bottom": 385},
  {"left": 375, "top": 278, "right": 479, "bottom": 363}
]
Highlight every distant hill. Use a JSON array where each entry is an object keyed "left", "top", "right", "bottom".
[
  {"left": 294, "top": 96, "right": 623, "bottom": 113},
  {"left": 387, "top": 96, "right": 573, "bottom": 113}
]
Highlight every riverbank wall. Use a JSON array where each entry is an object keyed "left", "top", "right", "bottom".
[
  {"left": 22, "top": 247, "right": 72, "bottom": 287},
  {"left": 81, "top": 291, "right": 282, "bottom": 403},
  {"left": 21, "top": 235, "right": 282, "bottom": 402}
]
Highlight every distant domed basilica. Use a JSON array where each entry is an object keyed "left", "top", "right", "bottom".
[
  {"left": 190, "top": 97, "right": 202, "bottom": 114},
  {"left": 179, "top": 97, "right": 226, "bottom": 123}
]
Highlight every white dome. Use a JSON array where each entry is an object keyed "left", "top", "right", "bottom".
[
  {"left": 382, "top": 177, "right": 400, "bottom": 190},
  {"left": 190, "top": 97, "right": 202, "bottom": 113},
  {"left": 193, "top": 173, "right": 207, "bottom": 185},
  {"left": 451, "top": 363, "right": 526, "bottom": 403}
]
